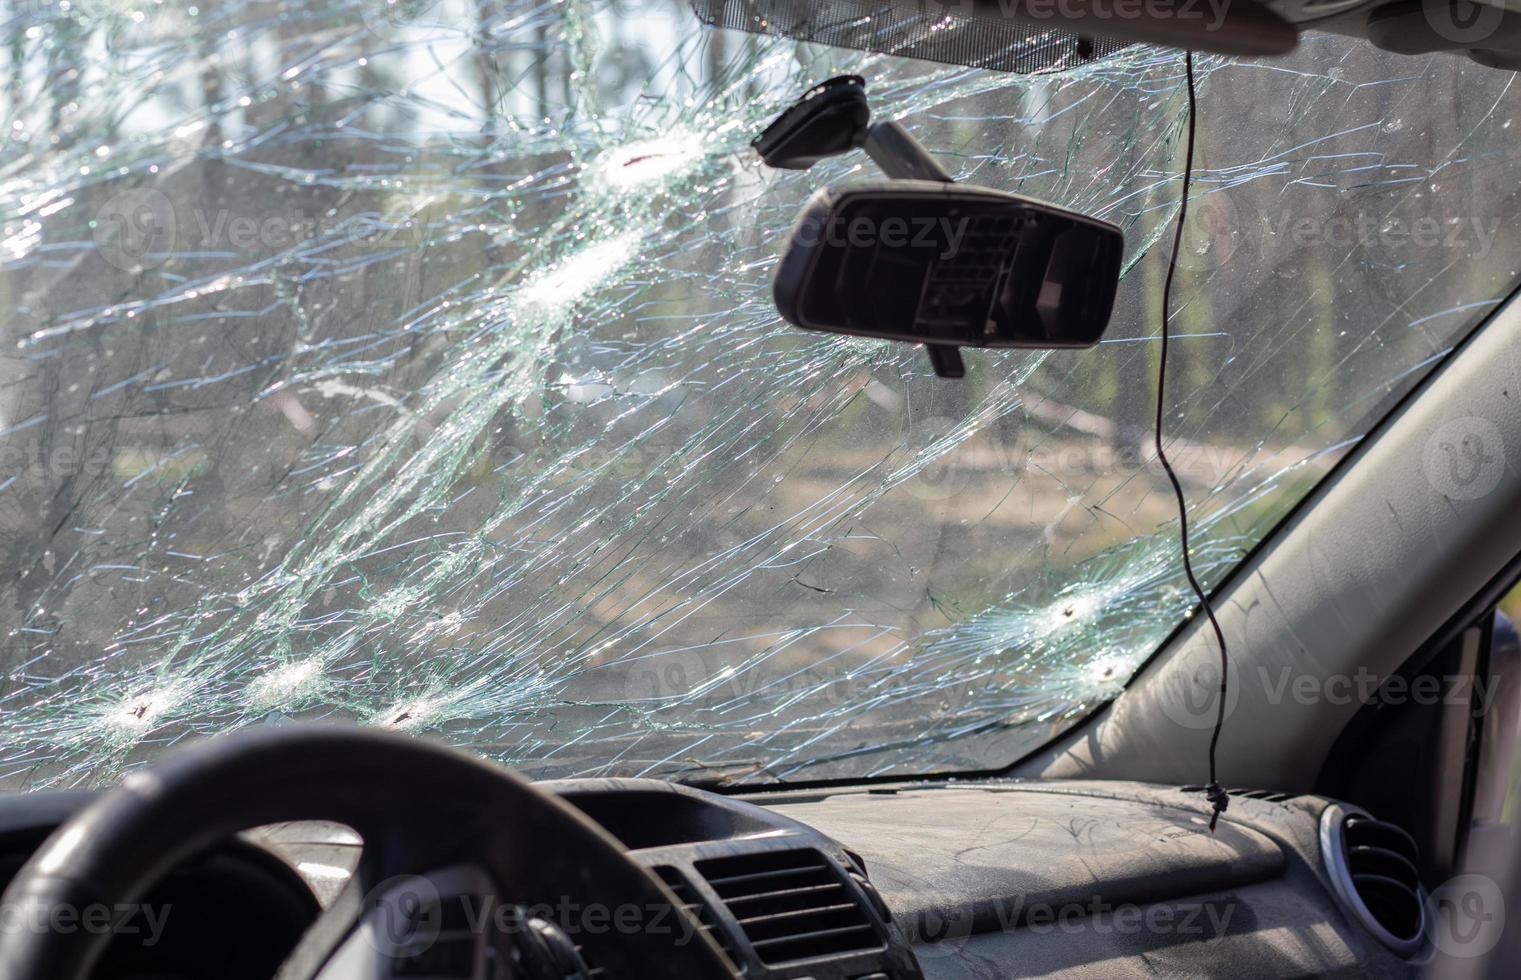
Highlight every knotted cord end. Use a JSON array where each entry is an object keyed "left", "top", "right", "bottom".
[{"left": 1204, "top": 782, "right": 1229, "bottom": 832}]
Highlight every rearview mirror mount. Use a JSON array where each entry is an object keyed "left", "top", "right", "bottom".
[{"left": 757, "top": 77, "right": 1124, "bottom": 378}]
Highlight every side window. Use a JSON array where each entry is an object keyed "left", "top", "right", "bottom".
[
  {"left": 1318, "top": 599, "right": 1520, "bottom": 887},
  {"left": 1474, "top": 593, "right": 1521, "bottom": 864}
]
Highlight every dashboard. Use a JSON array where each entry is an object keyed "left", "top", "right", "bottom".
[{"left": 0, "top": 777, "right": 1429, "bottom": 979}]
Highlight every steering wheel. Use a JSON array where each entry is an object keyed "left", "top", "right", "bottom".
[{"left": 0, "top": 726, "right": 739, "bottom": 980}]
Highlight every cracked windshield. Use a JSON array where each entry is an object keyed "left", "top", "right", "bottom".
[{"left": 1, "top": 0, "right": 1518, "bottom": 788}]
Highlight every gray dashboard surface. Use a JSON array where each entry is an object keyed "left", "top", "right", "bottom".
[
  {"left": 765, "top": 783, "right": 1286, "bottom": 941},
  {"left": 893, "top": 878, "right": 1366, "bottom": 980},
  {"left": 0, "top": 773, "right": 1423, "bottom": 980}
]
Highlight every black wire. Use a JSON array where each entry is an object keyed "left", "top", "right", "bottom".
[{"left": 1155, "top": 51, "right": 1230, "bottom": 833}]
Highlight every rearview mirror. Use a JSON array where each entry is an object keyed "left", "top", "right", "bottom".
[{"left": 773, "top": 180, "right": 1124, "bottom": 377}]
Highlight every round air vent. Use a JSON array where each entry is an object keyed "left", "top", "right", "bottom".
[{"left": 1319, "top": 803, "right": 1425, "bottom": 955}]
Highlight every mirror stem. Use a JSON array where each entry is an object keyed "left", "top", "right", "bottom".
[
  {"left": 863, "top": 121, "right": 953, "bottom": 183},
  {"left": 925, "top": 345, "right": 966, "bottom": 379},
  {"left": 863, "top": 122, "right": 964, "bottom": 378}
]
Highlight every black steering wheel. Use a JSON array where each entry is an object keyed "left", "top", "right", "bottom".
[{"left": 0, "top": 726, "right": 739, "bottom": 980}]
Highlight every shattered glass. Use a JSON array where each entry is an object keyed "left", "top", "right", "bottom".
[{"left": 1, "top": 0, "right": 1518, "bottom": 787}]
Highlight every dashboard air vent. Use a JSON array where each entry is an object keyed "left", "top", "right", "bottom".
[
  {"left": 652, "top": 865, "right": 739, "bottom": 969},
  {"left": 693, "top": 848, "right": 883, "bottom": 966},
  {"left": 1320, "top": 804, "right": 1425, "bottom": 956}
]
